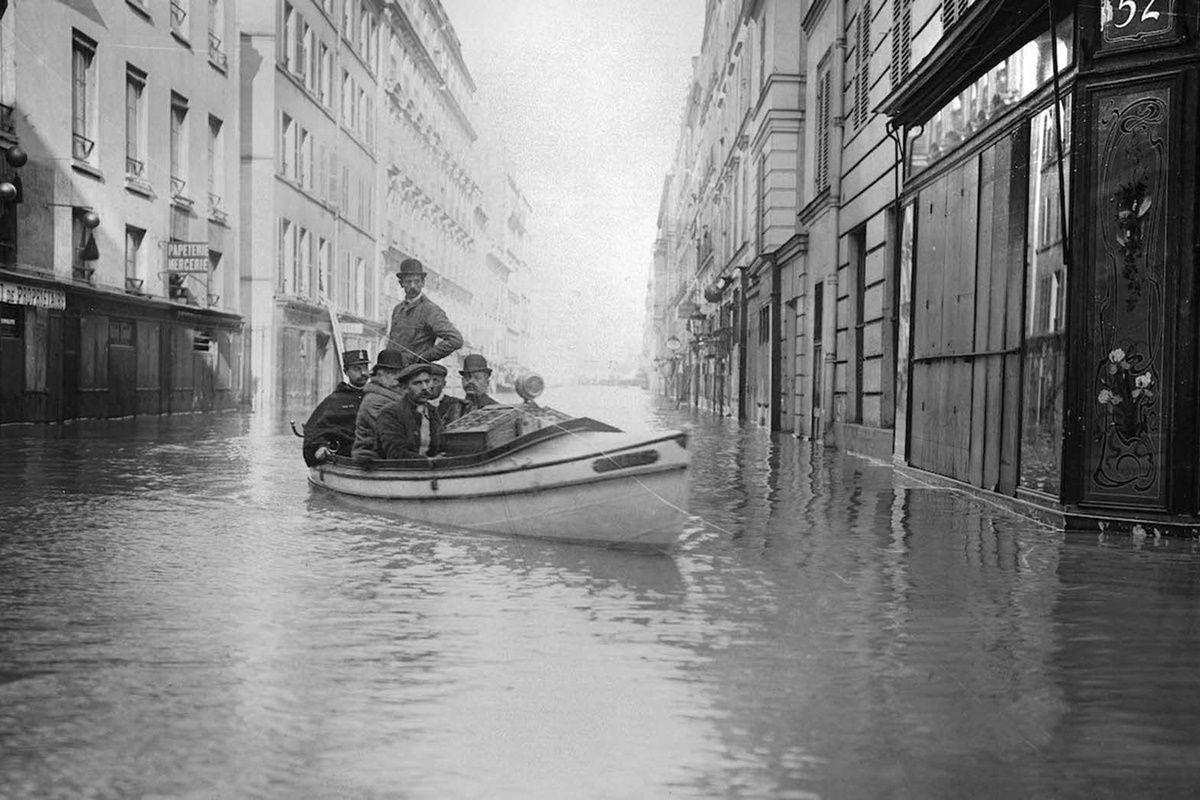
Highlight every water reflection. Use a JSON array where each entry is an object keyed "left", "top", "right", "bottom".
[{"left": 2, "top": 389, "right": 1200, "bottom": 797}]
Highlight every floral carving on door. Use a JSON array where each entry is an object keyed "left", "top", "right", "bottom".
[{"left": 1086, "top": 88, "right": 1169, "bottom": 504}]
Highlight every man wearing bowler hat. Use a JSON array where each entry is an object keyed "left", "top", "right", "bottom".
[
  {"left": 350, "top": 348, "right": 410, "bottom": 462},
  {"left": 440, "top": 353, "right": 499, "bottom": 425},
  {"left": 302, "top": 348, "right": 371, "bottom": 466},
  {"left": 376, "top": 362, "right": 446, "bottom": 461},
  {"left": 388, "top": 258, "right": 463, "bottom": 368}
]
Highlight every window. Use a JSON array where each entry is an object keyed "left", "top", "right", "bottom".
[
  {"left": 72, "top": 31, "right": 98, "bottom": 164},
  {"left": 355, "top": 256, "right": 366, "bottom": 315},
  {"left": 339, "top": 250, "right": 352, "bottom": 308},
  {"left": 72, "top": 210, "right": 96, "bottom": 281},
  {"left": 299, "top": 17, "right": 312, "bottom": 86},
  {"left": 207, "top": 250, "right": 222, "bottom": 305},
  {"left": 124, "top": 226, "right": 146, "bottom": 291},
  {"left": 125, "top": 66, "right": 147, "bottom": 179},
  {"left": 209, "top": 0, "right": 228, "bottom": 70},
  {"left": 299, "top": 127, "right": 313, "bottom": 190},
  {"left": 170, "top": 93, "right": 190, "bottom": 198},
  {"left": 319, "top": 43, "right": 332, "bottom": 106},
  {"left": 278, "top": 217, "right": 296, "bottom": 293},
  {"left": 758, "top": 305, "right": 770, "bottom": 344},
  {"left": 280, "top": 113, "right": 295, "bottom": 179},
  {"left": 282, "top": 2, "right": 296, "bottom": 69},
  {"left": 758, "top": 16, "right": 766, "bottom": 91},
  {"left": 342, "top": 0, "right": 354, "bottom": 40},
  {"left": 298, "top": 227, "right": 312, "bottom": 297},
  {"left": 341, "top": 70, "right": 352, "bottom": 126},
  {"left": 358, "top": 6, "right": 370, "bottom": 62},
  {"left": 170, "top": 0, "right": 190, "bottom": 39},
  {"left": 814, "top": 58, "right": 832, "bottom": 192},
  {"left": 208, "top": 115, "right": 226, "bottom": 219},
  {"left": 318, "top": 237, "right": 330, "bottom": 296}
]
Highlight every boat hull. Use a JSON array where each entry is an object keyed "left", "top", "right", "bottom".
[{"left": 308, "top": 428, "right": 690, "bottom": 550}]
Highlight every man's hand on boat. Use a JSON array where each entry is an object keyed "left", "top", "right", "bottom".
[{"left": 314, "top": 446, "right": 333, "bottom": 463}]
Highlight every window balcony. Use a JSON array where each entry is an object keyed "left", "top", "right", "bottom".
[
  {"left": 125, "top": 156, "right": 145, "bottom": 178},
  {"left": 124, "top": 276, "right": 144, "bottom": 294},
  {"left": 208, "top": 31, "right": 228, "bottom": 71},
  {"left": 170, "top": 0, "right": 187, "bottom": 33},
  {"left": 72, "top": 132, "right": 95, "bottom": 161},
  {"left": 0, "top": 103, "right": 14, "bottom": 135},
  {"left": 208, "top": 192, "right": 228, "bottom": 225},
  {"left": 72, "top": 265, "right": 95, "bottom": 283}
]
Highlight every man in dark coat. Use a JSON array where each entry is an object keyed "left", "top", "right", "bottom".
[
  {"left": 302, "top": 349, "right": 371, "bottom": 466},
  {"left": 388, "top": 258, "right": 463, "bottom": 368},
  {"left": 350, "top": 349, "right": 409, "bottom": 462},
  {"left": 376, "top": 363, "right": 445, "bottom": 460},
  {"left": 441, "top": 353, "right": 500, "bottom": 425}
]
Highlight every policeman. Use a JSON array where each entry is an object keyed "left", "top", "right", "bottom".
[{"left": 302, "top": 349, "right": 371, "bottom": 466}]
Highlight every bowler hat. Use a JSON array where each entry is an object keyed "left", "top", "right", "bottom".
[
  {"left": 459, "top": 353, "right": 492, "bottom": 375},
  {"left": 397, "top": 258, "right": 425, "bottom": 278},
  {"left": 396, "top": 362, "right": 436, "bottom": 384},
  {"left": 341, "top": 349, "right": 370, "bottom": 369},
  {"left": 371, "top": 349, "right": 406, "bottom": 374}
]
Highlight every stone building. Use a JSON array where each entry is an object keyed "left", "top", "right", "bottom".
[
  {"left": 0, "top": 0, "right": 244, "bottom": 424},
  {"left": 238, "top": 0, "right": 384, "bottom": 413},
  {"left": 651, "top": 0, "right": 804, "bottom": 424}
]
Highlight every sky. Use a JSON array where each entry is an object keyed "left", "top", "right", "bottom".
[{"left": 439, "top": 0, "right": 706, "bottom": 371}]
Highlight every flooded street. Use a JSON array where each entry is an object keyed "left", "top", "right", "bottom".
[{"left": 3, "top": 386, "right": 1200, "bottom": 799}]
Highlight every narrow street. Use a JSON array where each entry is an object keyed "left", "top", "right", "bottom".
[{"left": 3, "top": 386, "right": 1198, "bottom": 798}]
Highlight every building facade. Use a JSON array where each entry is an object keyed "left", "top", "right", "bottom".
[
  {"left": 652, "top": 0, "right": 1200, "bottom": 531},
  {"left": 0, "top": 0, "right": 245, "bottom": 424},
  {"left": 239, "top": 0, "right": 383, "bottom": 413},
  {"left": 650, "top": 0, "right": 805, "bottom": 424}
]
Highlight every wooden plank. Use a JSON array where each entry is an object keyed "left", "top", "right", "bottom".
[
  {"left": 952, "top": 358, "right": 974, "bottom": 481},
  {"left": 983, "top": 135, "right": 1012, "bottom": 490},
  {"left": 970, "top": 147, "right": 995, "bottom": 488},
  {"left": 942, "top": 163, "right": 965, "bottom": 355},
  {"left": 910, "top": 361, "right": 929, "bottom": 469},
  {"left": 1000, "top": 128, "right": 1031, "bottom": 495}
]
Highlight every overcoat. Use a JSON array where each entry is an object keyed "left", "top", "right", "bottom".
[{"left": 302, "top": 381, "right": 365, "bottom": 466}]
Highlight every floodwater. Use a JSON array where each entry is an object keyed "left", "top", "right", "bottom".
[{"left": 2, "top": 386, "right": 1200, "bottom": 799}]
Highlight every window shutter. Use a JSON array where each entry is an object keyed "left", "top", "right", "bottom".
[
  {"left": 891, "top": 0, "right": 912, "bottom": 87},
  {"left": 856, "top": 1, "right": 871, "bottom": 128}
]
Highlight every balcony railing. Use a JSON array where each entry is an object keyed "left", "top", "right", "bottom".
[
  {"left": 125, "top": 276, "right": 144, "bottom": 294},
  {"left": 208, "top": 31, "right": 227, "bottom": 70},
  {"left": 170, "top": 0, "right": 187, "bottom": 31},
  {"left": 208, "top": 193, "right": 228, "bottom": 224},
  {"left": 72, "top": 265, "right": 95, "bottom": 283},
  {"left": 125, "top": 156, "right": 145, "bottom": 177},
  {"left": 171, "top": 175, "right": 187, "bottom": 197},
  {"left": 72, "top": 132, "right": 95, "bottom": 161},
  {"left": 0, "top": 102, "right": 14, "bottom": 135}
]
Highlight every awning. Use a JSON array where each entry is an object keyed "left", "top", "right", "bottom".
[{"left": 877, "top": 0, "right": 1071, "bottom": 127}]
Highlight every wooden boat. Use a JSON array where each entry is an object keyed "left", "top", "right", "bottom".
[{"left": 307, "top": 376, "right": 690, "bottom": 551}]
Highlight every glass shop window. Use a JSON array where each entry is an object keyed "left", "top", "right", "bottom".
[{"left": 909, "top": 16, "right": 1073, "bottom": 176}]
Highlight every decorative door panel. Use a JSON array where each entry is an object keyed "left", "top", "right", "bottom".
[{"left": 1080, "top": 78, "right": 1178, "bottom": 508}]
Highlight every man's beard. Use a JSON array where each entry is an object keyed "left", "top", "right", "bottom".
[{"left": 349, "top": 375, "right": 368, "bottom": 388}]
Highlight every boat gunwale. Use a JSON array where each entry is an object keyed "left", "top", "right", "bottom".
[
  {"left": 323, "top": 417, "right": 687, "bottom": 479},
  {"left": 309, "top": 460, "right": 690, "bottom": 500}
]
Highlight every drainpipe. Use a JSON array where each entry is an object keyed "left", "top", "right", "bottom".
[{"left": 737, "top": 265, "right": 748, "bottom": 421}]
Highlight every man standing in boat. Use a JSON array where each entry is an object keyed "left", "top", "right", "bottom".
[
  {"left": 350, "top": 349, "right": 410, "bottom": 462},
  {"left": 388, "top": 258, "right": 463, "bottom": 368},
  {"left": 440, "top": 353, "right": 500, "bottom": 425},
  {"left": 377, "top": 363, "right": 446, "bottom": 461},
  {"left": 302, "top": 349, "right": 371, "bottom": 466}
]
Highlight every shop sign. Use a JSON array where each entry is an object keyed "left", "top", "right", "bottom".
[
  {"left": 341, "top": 322, "right": 364, "bottom": 335},
  {"left": 166, "top": 241, "right": 211, "bottom": 273},
  {"left": 0, "top": 281, "right": 67, "bottom": 309}
]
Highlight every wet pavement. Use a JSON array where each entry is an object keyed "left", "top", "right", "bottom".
[{"left": 2, "top": 385, "right": 1200, "bottom": 799}]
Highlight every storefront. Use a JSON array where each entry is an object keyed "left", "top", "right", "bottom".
[{"left": 884, "top": 0, "right": 1200, "bottom": 529}]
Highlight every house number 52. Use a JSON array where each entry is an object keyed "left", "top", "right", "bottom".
[{"left": 1112, "top": 0, "right": 1162, "bottom": 28}]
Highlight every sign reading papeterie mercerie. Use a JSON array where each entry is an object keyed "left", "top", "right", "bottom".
[{"left": 166, "top": 241, "right": 210, "bottom": 273}]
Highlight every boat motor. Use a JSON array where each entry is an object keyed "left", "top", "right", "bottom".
[{"left": 514, "top": 372, "right": 545, "bottom": 405}]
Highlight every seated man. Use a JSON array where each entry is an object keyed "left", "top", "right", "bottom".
[
  {"left": 441, "top": 353, "right": 500, "bottom": 425},
  {"left": 302, "top": 349, "right": 371, "bottom": 466},
  {"left": 376, "top": 363, "right": 444, "bottom": 460},
  {"left": 350, "top": 348, "right": 409, "bottom": 462},
  {"left": 421, "top": 363, "right": 451, "bottom": 421}
]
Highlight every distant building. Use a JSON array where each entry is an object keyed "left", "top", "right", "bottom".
[
  {"left": 238, "top": 0, "right": 384, "bottom": 412},
  {"left": 0, "top": 0, "right": 245, "bottom": 424}
]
